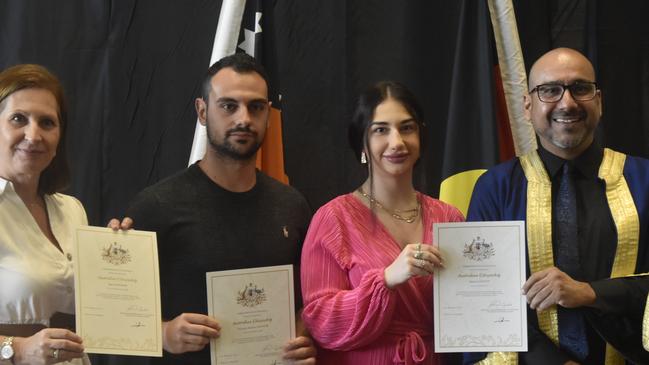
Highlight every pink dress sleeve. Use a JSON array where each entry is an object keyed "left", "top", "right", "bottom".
[{"left": 300, "top": 204, "right": 398, "bottom": 351}]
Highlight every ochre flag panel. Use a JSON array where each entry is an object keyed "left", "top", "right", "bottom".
[{"left": 256, "top": 107, "right": 289, "bottom": 184}]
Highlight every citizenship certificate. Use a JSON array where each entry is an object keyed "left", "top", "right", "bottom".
[
  {"left": 433, "top": 221, "right": 527, "bottom": 352},
  {"left": 73, "top": 226, "right": 162, "bottom": 356},
  {"left": 206, "top": 265, "right": 296, "bottom": 365}
]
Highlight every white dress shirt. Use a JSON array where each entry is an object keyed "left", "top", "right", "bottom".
[{"left": 0, "top": 177, "right": 90, "bottom": 364}]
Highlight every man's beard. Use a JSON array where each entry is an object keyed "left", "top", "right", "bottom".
[
  {"left": 547, "top": 108, "right": 591, "bottom": 150},
  {"left": 207, "top": 124, "right": 262, "bottom": 161}
]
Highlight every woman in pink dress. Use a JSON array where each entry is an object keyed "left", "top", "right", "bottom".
[{"left": 301, "top": 81, "right": 464, "bottom": 365}]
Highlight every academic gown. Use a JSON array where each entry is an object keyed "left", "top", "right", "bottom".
[{"left": 463, "top": 150, "right": 649, "bottom": 365}]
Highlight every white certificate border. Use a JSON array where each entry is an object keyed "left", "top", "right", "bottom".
[
  {"left": 206, "top": 264, "right": 296, "bottom": 365},
  {"left": 433, "top": 221, "right": 528, "bottom": 352},
  {"left": 73, "top": 226, "right": 162, "bottom": 357}
]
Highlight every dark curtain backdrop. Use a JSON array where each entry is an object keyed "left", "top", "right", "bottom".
[{"left": 1, "top": 0, "right": 648, "bottom": 224}]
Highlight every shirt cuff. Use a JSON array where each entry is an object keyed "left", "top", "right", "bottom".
[{"left": 589, "top": 279, "right": 626, "bottom": 313}]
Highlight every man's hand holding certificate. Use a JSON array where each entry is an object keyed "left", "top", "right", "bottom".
[{"left": 433, "top": 221, "right": 527, "bottom": 353}]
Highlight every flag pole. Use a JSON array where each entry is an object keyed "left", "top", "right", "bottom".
[
  {"left": 188, "top": 0, "right": 247, "bottom": 166},
  {"left": 487, "top": 0, "right": 536, "bottom": 156}
]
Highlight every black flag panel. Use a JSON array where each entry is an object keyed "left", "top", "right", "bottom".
[{"left": 0, "top": 1, "right": 648, "bottom": 223}]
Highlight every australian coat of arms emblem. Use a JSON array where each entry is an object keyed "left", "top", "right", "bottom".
[
  {"left": 101, "top": 242, "right": 132, "bottom": 265},
  {"left": 463, "top": 236, "right": 495, "bottom": 261},
  {"left": 237, "top": 283, "right": 267, "bottom": 307}
]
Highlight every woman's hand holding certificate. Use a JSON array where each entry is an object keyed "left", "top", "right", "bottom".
[{"left": 384, "top": 243, "right": 444, "bottom": 289}]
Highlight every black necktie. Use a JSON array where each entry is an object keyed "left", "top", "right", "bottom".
[{"left": 555, "top": 162, "right": 588, "bottom": 360}]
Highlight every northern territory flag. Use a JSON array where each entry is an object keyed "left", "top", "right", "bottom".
[
  {"left": 239, "top": 0, "right": 289, "bottom": 184},
  {"left": 188, "top": 0, "right": 289, "bottom": 184}
]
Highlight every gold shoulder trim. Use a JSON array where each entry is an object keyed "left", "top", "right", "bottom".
[
  {"left": 476, "top": 351, "right": 518, "bottom": 365},
  {"left": 520, "top": 151, "right": 559, "bottom": 345},
  {"left": 599, "top": 148, "right": 638, "bottom": 363},
  {"left": 599, "top": 148, "right": 639, "bottom": 278}
]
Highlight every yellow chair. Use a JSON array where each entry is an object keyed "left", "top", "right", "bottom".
[{"left": 439, "top": 169, "right": 487, "bottom": 217}]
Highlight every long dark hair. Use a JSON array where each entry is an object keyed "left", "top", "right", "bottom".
[{"left": 348, "top": 81, "right": 426, "bottom": 197}]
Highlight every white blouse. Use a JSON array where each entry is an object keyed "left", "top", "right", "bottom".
[{"left": 0, "top": 177, "right": 90, "bottom": 364}]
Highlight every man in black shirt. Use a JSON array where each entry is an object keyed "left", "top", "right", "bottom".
[
  {"left": 465, "top": 48, "right": 649, "bottom": 364},
  {"left": 106, "top": 53, "right": 316, "bottom": 365}
]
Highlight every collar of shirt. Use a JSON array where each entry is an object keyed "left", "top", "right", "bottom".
[
  {"left": 537, "top": 141, "right": 603, "bottom": 180},
  {"left": 0, "top": 176, "right": 12, "bottom": 195}
]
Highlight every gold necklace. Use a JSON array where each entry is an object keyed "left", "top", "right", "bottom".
[{"left": 358, "top": 188, "right": 420, "bottom": 223}]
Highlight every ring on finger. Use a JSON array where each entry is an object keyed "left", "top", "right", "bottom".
[
  {"left": 414, "top": 251, "right": 423, "bottom": 259},
  {"left": 416, "top": 243, "right": 421, "bottom": 252},
  {"left": 52, "top": 348, "right": 60, "bottom": 359},
  {"left": 417, "top": 259, "right": 426, "bottom": 268}
]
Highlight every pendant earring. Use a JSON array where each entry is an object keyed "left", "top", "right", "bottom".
[{"left": 360, "top": 152, "right": 367, "bottom": 164}]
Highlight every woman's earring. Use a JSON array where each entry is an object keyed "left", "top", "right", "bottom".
[{"left": 360, "top": 152, "right": 367, "bottom": 164}]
